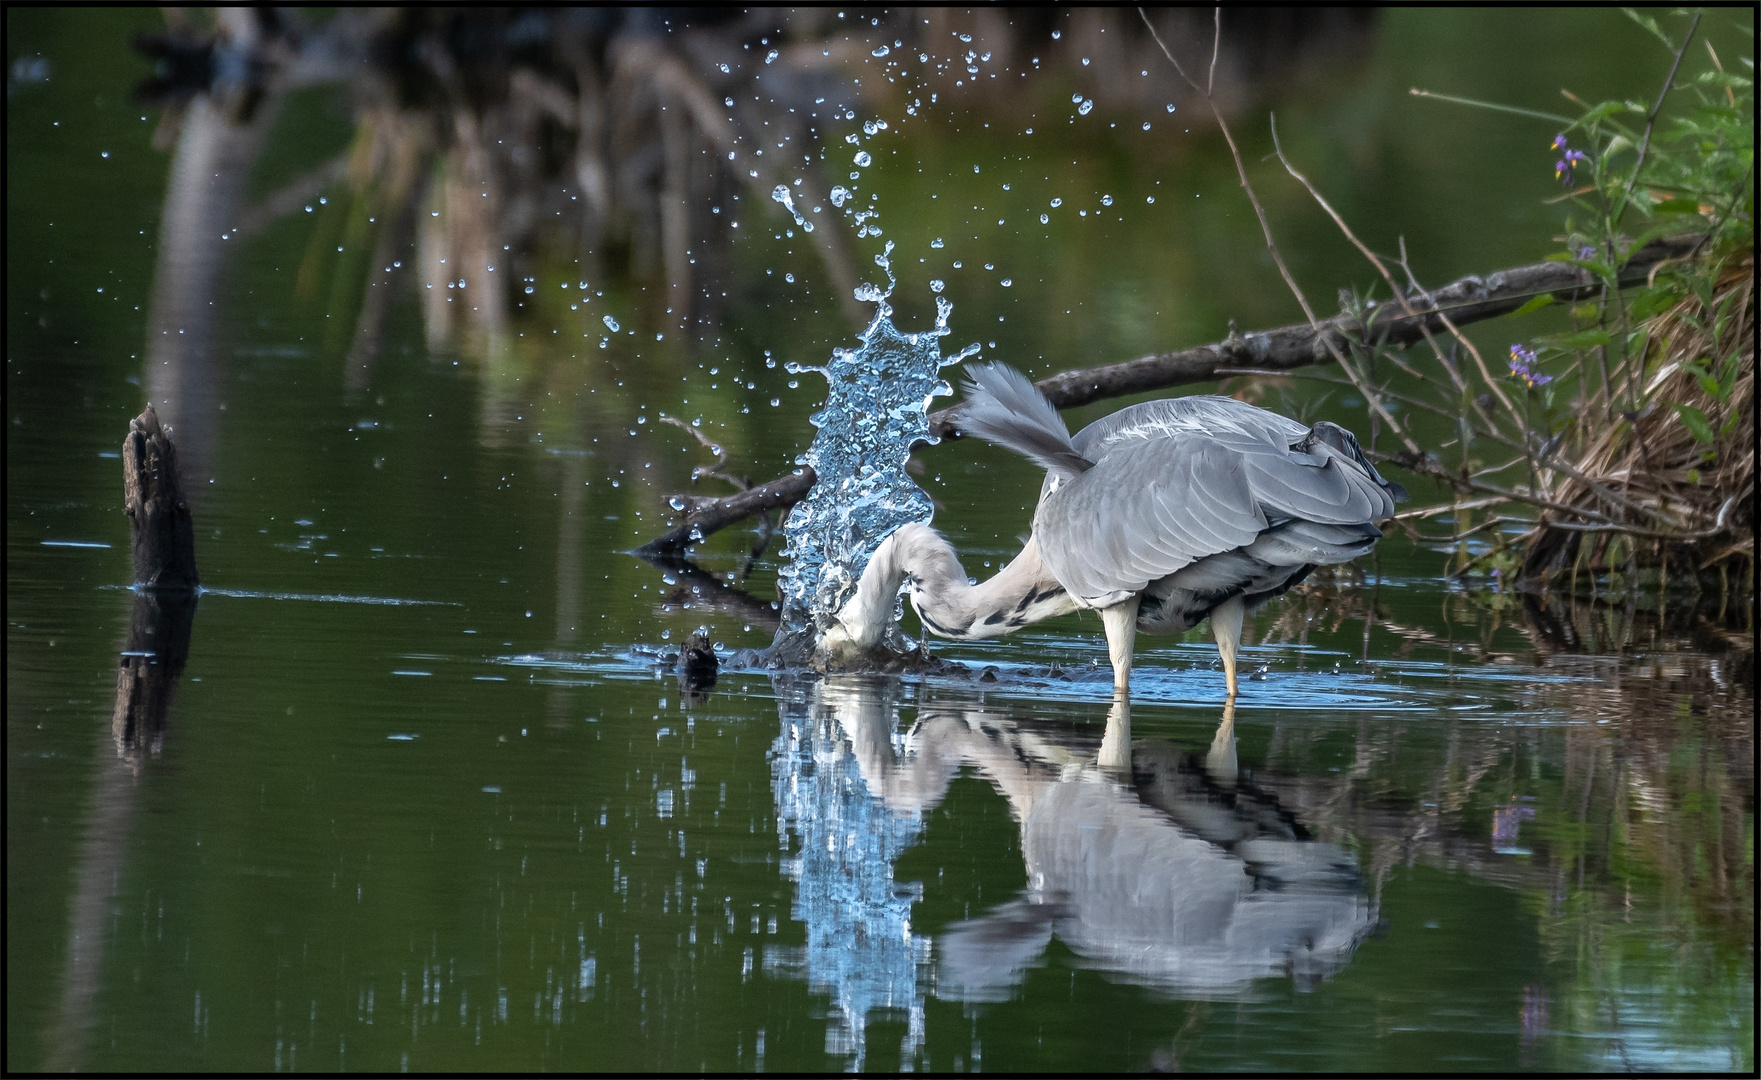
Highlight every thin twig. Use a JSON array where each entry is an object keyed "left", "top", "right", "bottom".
[
  {"left": 1269, "top": 117, "right": 1524, "bottom": 425},
  {"left": 1620, "top": 12, "right": 1702, "bottom": 217},
  {"left": 1140, "top": 7, "right": 1423, "bottom": 457},
  {"left": 659, "top": 414, "right": 748, "bottom": 492}
]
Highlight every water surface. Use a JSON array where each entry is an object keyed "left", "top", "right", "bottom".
[{"left": 7, "top": 8, "right": 1753, "bottom": 1073}]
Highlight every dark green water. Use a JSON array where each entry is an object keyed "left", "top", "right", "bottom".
[{"left": 8, "top": 9, "right": 1753, "bottom": 1073}]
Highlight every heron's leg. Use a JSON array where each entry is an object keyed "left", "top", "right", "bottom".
[
  {"left": 1100, "top": 596, "right": 1141, "bottom": 694},
  {"left": 1211, "top": 594, "right": 1246, "bottom": 699}
]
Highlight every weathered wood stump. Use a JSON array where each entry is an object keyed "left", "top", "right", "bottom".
[
  {"left": 123, "top": 405, "right": 199, "bottom": 590},
  {"left": 113, "top": 405, "right": 200, "bottom": 767}
]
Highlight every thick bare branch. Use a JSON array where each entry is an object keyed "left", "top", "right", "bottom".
[{"left": 640, "top": 234, "right": 1704, "bottom": 554}]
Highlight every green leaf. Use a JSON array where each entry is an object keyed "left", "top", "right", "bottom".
[
  {"left": 1672, "top": 403, "right": 1716, "bottom": 444},
  {"left": 1622, "top": 8, "right": 1674, "bottom": 48},
  {"left": 1509, "top": 294, "right": 1556, "bottom": 317},
  {"left": 1581, "top": 100, "right": 1629, "bottom": 125},
  {"left": 1568, "top": 257, "right": 1617, "bottom": 280},
  {"left": 1629, "top": 284, "right": 1684, "bottom": 322},
  {"left": 1550, "top": 329, "right": 1613, "bottom": 350},
  {"left": 1651, "top": 197, "right": 1707, "bottom": 214}
]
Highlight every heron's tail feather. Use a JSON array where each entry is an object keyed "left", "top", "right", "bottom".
[{"left": 959, "top": 363, "right": 1092, "bottom": 479}]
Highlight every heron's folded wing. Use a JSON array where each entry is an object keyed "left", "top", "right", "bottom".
[
  {"left": 1034, "top": 436, "right": 1267, "bottom": 600},
  {"left": 1244, "top": 440, "right": 1396, "bottom": 525}
]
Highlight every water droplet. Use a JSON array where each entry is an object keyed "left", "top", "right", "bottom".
[
  {"left": 1040, "top": 213, "right": 1050, "bottom": 224},
  {"left": 1142, "top": 122, "right": 1151, "bottom": 131},
  {"left": 1166, "top": 103, "right": 1177, "bottom": 113},
  {"left": 1101, "top": 194, "right": 1114, "bottom": 206},
  {"left": 1078, "top": 99, "right": 1094, "bottom": 116},
  {"left": 602, "top": 315, "right": 621, "bottom": 332},
  {"left": 929, "top": 279, "right": 945, "bottom": 293},
  {"left": 1000, "top": 279, "right": 1012, "bottom": 287},
  {"left": 930, "top": 237, "right": 944, "bottom": 248},
  {"left": 830, "top": 186, "right": 851, "bottom": 207},
  {"left": 1071, "top": 93, "right": 1084, "bottom": 104},
  {"left": 853, "top": 151, "right": 872, "bottom": 167},
  {"left": 1050, "top": 198, "right": 1062, "bottom": 208},
  {"left": 764, "top": 49, "right": 779, "bottom": 64},
  {"left": 872, "top": 45, "right": 889, "bottom": 58}
]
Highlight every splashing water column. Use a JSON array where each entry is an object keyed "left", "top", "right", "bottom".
[{"left": 770, "top": 243, "right": 978, "bottom": 663}]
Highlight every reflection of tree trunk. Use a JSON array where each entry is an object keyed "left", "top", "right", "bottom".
[
  {"left": 143, "top": 94, "right": 279, "bottom": 485},
  {"left": 346, "top": 111, "right": 426, "bottom": 393},
  {"left": 48, "top": 417, "right": 201, "bottom": 1069},
  {"left": 42, "top": 752, "right": 137, "bottom": 1073}
]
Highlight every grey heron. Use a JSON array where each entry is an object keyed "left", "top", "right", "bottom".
[{"left": 824, "top": 363, "right": 1405, "bottom": 696}]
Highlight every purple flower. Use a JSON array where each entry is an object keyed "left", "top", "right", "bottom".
[
  {"left": 1509, "top": 344, "right": 1553, "bottom": 388},
  {"left": 1556, "top": 152, "right": 1589, "bottom": 185},
  {"left": 1577, "top": 245, "right": 1597, "bottom": 260},
  {"left": 1551, "top": 136, "right": 1589, "bottom": 185}
]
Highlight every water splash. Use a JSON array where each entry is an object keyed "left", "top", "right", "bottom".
[
  {"left": 767, "top": 677, "right": 927, "bottom": 1070},
  {"left": 769, "top": 185, "right": 815, "bottom": 233},
  {"left": 771, "top": 242, "right": 978, "bottom": 662}
]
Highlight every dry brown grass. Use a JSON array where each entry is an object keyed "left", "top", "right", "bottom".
[{"left": 1524, "top": 253, "right": 1755, "bottom": 587}]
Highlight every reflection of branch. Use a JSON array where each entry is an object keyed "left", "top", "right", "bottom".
[
  {"left": 235, "top": 153, "right": 350, "bottom": 236},
  {"left": 639, "top": 551, "right": 782, "bottom": 631}
]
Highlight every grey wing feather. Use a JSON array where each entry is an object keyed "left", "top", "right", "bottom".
[
  {"left": 1035, "top": 436, "right": 1267, "bottom": 600},
  {"left": 970, "top": 387, "right": 1402, "bottom": 602},
  {"left": 958, "top": 363, "right": 1091, "bottom": 480},
  {"left": 1034, "top": 404, "right": 1401, "bottom": 602}
]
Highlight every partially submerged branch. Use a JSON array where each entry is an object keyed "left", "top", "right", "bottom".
[{"left": 639, "top": 235, "right": 1703, "bottom": 554}]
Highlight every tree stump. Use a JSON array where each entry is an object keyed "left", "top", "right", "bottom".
[
  {"left": 112, "top": 405, "right": 200, "bottom": 769},
  {"left": 123, "top": 405, "right": 199, "bottom": 590}
]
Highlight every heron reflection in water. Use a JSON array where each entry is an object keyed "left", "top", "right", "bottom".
[
  {"left": 825, "top": 364, "right": 1405, "bottom": 696},
  {"left": 766, "top": 677, "right": 1374, "bottom": 1066}
]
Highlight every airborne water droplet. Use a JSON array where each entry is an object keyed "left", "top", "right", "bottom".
[
  {"left": 853, "top": 151, "right": 872, "bottom": 167},
  {"left": 602, "top": 315, "right": 620, "bottom": 332}
]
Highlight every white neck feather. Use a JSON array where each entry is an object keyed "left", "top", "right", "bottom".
[{"left": 822, "top": 522, "right": 1076, "bottom": 657}]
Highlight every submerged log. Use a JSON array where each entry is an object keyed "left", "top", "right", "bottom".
[
  {"left": 122, "top": 405, "right": 199, "bottom": 590},
  {"left": 642, "top": 234, "right": 1706, "bottom": 554}
]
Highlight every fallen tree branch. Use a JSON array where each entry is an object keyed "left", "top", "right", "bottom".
[{"left": 638, "top": 233, "right": 1703, "bottom": 555}]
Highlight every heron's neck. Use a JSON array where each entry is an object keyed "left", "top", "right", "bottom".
[{"left": 828, "top": 524, "right": 1075, "bottom": 653}]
